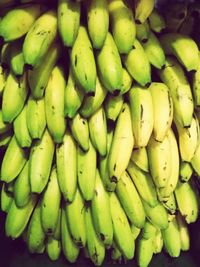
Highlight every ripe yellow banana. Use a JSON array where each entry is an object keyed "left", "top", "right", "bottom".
[
  {"left": 179, "top": 162, "right": 193, "bottom": 183},
  {"left": 120, "top": 67, "right": 132, "bottom": 94},
  {"left": 134, "top": 0, "right": 155, "bottom": 24},
  {"left": 104, "top": 94, "right": 124, "bottom": 124},
  {"left": 130, "top": 147, "right": 149, "bottom": 172},
  {"left": 10, "top": 39, "right": 25, "bottom": 77}
]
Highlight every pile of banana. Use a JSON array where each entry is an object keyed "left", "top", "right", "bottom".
[{"left": 1, "top": 0, "right": 200, "bottom": 266}]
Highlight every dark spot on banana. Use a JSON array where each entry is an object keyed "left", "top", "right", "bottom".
[
  {"left": 24, "top": 64, "right": 33, "bottom": 71},
  {"left": 94, "top": 189, "right": 98, "bottom": 196},
  {"left": 60, "top": 12, "right": 64, "bottom": 16},
  {"left": 145, "top": 82, "right": 151, "bottom": 87},
  {"left": 161, "top": 64, "right": 166, "bottom": 70},
  {"left": 74, "top": 55, "right": 77, "bottom": 66},
  {"left": 82, "top": 120, "right": 86, "bottom": 125},
  {"left": 76, "top": 239, "right": 83, "bottom": 248},
  {"left": 79, "top": 170, "right": 83, "bottom": 174},
  {"left": 122, "top": 107, "right": 125, "bottom": 113},
  {"left": 85, "top": 74, "right": 87, "bottom": 81},
  {"left": 100, "top": 233, "right": 105, "bottom": 241},
  {"left": 141, "top": 38, "right": 148, "bottom": 44},
  {"left": 113, "top": 89, "right": 120, "bottom": 96},
  {"left": 84, "top": 200, "right": 91, "bottom": 208},
  {"left": 47, "top": 228, "right": 53, "bottom": 234},
  {"left": 132, "top": 45, "right": 136, "bottom": 49},
  {"left": 113, "top": 164, "right": 116, "bottom": 171},
  {"left": 87, "top": 91, "right": 95, "bottom": 97},
  {"left": 140, "top": 104, "right": 144, "bottom": 120},
  {"left": 135, "top": 19, "right": 142, "bottom": 24},
  {"left": 111, "top": 176, "right": 117, "bottom": 183}
]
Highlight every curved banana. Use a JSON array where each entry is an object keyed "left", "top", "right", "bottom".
[
  {"left": 120, "top": 67, "right": 132, "bottom": 94},
  {"left": 161, "top": 193, "right": 177, "bottom": 215},
  {"left": 0, "top": 130, "right": 12, "bottom": 148},
  {"left": 0, "top": 43, "right": 11, "bottom": 71},
  {"left": 148, "top": 8, "right": 166, "bottom": 33},
  {"left": 130, "top": 147, "right": 149, "bottom": 172},
  {"left": 104, "top": 94, "right": 124, "bottom": 124},
  {"left": 180, "top": 162, "right": 193, "bottom": 183},
  {"left": 135, "top": 20, "right": 150, "bottom": 43},
  {"left": 58, "top": 0, "right": 80, "bottom": 47},
  {"left": 134, "top": 0, "right": 155, "bottom": 24},
  {"left": 136, "top": 232, "right": 154, "bottom": 267},
  {"left": 176, "top": 212, "right": 190, "bottom": 251},
  {"left": 10, "top": 39, "right": 25, "bottom": 77},
  {"left": 46, "top": 237, "right": 61, "bottom": 261},
  {"left": 141, "top": 220, "right": 157, "bottom": 240}
]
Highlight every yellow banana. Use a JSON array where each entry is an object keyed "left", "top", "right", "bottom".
[
  {"left": 134, "top": 0, "right": 155, "bottom": 24},
  {"left": 130, "top": 147, "right": 149, "bottom": 172},
  {"left": 136, "top": 20, "right": 150, "bottom": 43},
  {"left": 10, "top": 39, "right": 25, "bottom": 77},
  {"left": 180, "top": 162, "right": 193, "bottom": 183},
  {"left": 148, "top": 8, "right": 166, "bottom": 33},
  {"left": 176, "top": 212, "right": 190, "bottom": 251},
  {"left": 104, "top": 94, "right": 124, "bottom": 124},
  {"left": 1, "top": 182, "right": 13, "bottom": 213},
  {"left": 161, "top": 193, "right": 177, "bottom": 215},
  {"left": 153, "top": 228, "right": 163, "bottom": 254},
  {"left": 120, "top": 67, "right": 133, "bottom": 94},
  {"left": 46, "top": 237, "right": 61, "bottom": 261}
]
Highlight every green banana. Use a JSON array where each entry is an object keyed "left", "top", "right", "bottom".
[
  {"left": 70, "top": 25, "right": 96, "bottom": 95},
  {"left": 134, "top": 0, "right": 155, "bottom": 24},
  {"left": 1, "top": 182, "right": 13, "bottom": 213},
  {"left": 46, "top": 237, "right": 61, "bottom": 261},
  {"left": 0, "top": 130, "right": 12, "bottom": 148},
  {"left": 141, "top": 220, "right": 157, "bottom": 240},
  {"left": 131, "top": 224, "right": 141, "bottom": 240},
  {"left": 130, "top": 147, "right": 149, "bottom": 173},
  {"left": 104, "top": 94, "right": 124, "bottom": 124},
  {"left": 10, "top": 39, "right": 25, "bottom": 77},
  {"left": 23, "top": 10, "right": 57, "bottom": 69},
  {"left": 87, "top": 0, "right": 109, "bottom": 49},
  {"left": 136, "top": 20, "right": 150, "bottom": 43},
  {"left": 1, "top": 135, "right": 27, "bottom": 183},
  {"left": 29, "top": 129, "right": 55, "bottom": 194},
  {"left": 180, "top": 162, "right": 193, "bottom": 183},
  {"left": 56, "top": 129, "right": 77, "bottom": 202},
  {"left": 148, "top": 9, "right": 166, "bottom": 33},
  {"left": 58, "top": 0, "right": 80, "bottom": 47},
  {"left": 153, "top": 228, "right": 163, "bottom": 254},
  {"left": 45, "top": 65, "right": 66, "bottom": 143},
  {"left": 0, "top": 110, "right": 12, "bottom": 135},
  {"left": 120, "top": 67, "right": 132, "bottom": 94},
  {"left": 136, "top": 232, "right": 154, "bottom": 267}
]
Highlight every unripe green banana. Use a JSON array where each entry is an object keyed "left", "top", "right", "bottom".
[
  {"left": 80, "top": 76, "right": 107, "bottom": 118},
  {"left": 85, "top": 206, "right": 106, "bottom": 266},
  {"left": 109, "top": 192, "right": 135, "bottom": 260},
  {"left": 26, "top": 95, "right": 46, "bottom": 139},
  {"left": 176, "top": 212, "right": 190, "bottom": 251},
  {"left": 1, "top": 182, "right": 13, "bottom": 213},
  {"left": 28, "top": 41, "right": 61, "bottom": 99},
  {"left": 96, "top": 32, "right": 123, "bottom": 95},
  {"left": 77, "top": 139, "right": 96, "bottom": 201},
  {"left": 89, "top": 107, "right": 107, "bottom": 157},
  {"left": 136, "top": 233, "right": 154, "bottom": 267},
  {"left": 136, "top": 20, "right": 150, "bottom": 43},
  {"left": 61, "top": 207, "right": 79, "bottom": 263},
  {"left": 116, "top": 171, "right": 146, "bottom": 228},
  {"left": 123, "top": 39, "right": 151, "bottom": 86},
  {"left": 26, "top": 200, "right": 45, "bottom": 254},
  {"left": 58, "top": 0, "right": 80, "bottom": 47},
  {"left": 158, "top": 56, "right": 194, "bottom": 127},
  {"left": 159, "top": 33, "right": 199, "bottom": 72},
  {"left": 120, "top": 67, "right": 132, "bottom": 94},
  {"left": 130, "top": 147, "right": 149, "bottom": 173},
  {"left": 70, "top": 26, "right": 96, "bottom": 95},
  {"left": 148, "top": 9, "right": 166, "bottom": 33},
  {"left": 13, "top": 104, "right": 32, "bottom": 148},
  {"left": 129, "top": 85, "right": 153, "bottom": 147},
  {"left": 141, "top": 220, "right": 157, "bottom": 240},
  {"left": 0, "top": 110, "right": 12, "bottom": 135},
  {"left": 1, "top": 135, "right": 28, "bottom": 183},
  {"left": 46, "top": 237, "right": 61, "bottom": 261},
  {"left": 108, "top": 103, "right": 134, "bottom": 183},
  {"left": 149, "top": 82, "right": 173, "bottom": 142},
  {"left": 2, "top": 71, "right": 28, "bottom": 123},
  {"left": 104, "top": 94, "right": 124, "bottom": 124},
  {"left": 65, "top": 188, "right": 86, "bottom": 247},
  {"left": 56, "top": 130, "right": 77, "bottom": 202},
  {"left": 69, "top": 113, "right": 89, "bottom": 151},
  {"left": 29, "top": 129, "right": 55, "bottom": 194},
  {"left": 127, "top": 161, "right": 158, "bottom": 208},
  {"left": 23, "top": 10, "right": 57, "bottom": 69},
  {"left": 41, "top": 166, "right": 61, "bottom": 235},
  {"left": 0, "top": 4, "right": 44, "bottom": 42},
  {"left": 13, "top": 160, "right": 31, "bottom": 208},
  {"left": 10, "top": 39, "right": 25, "bottom": 77},
  {"left": 161, "top": 193, "right": 177, "bottom": 215},
  {"left": 87, "top": 0, "right": 109, "bottom": 49},
  {"left": 45, "top": 66, "right": 66, "bottom": 143},
  {"left": 5, "top": 193, "right": 37, "bottom": 239},
  {"left": 134, "top": 0, "right": 155, "bottom": 24},
  {"left": 180, "top": 162, "right": 193, "bottom": 183},
  {"left": 64, "top": 67, "right": 84, "bottom": 119},
  {"left": 142, "top": 31, "right": 166, "bottom": 69},
  {"left": 191, "top": 142, "right": 200, "bottom": 176},
  {"left": 109, "top": 0, "right": 136, "bottom": 54},
  {"left": 91, "top": 169, "right": 113, "bottom": 247}
]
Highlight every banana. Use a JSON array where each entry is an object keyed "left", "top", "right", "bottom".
[
  {"left": 26, "top": 200, "right": 45, "bottom": 254},
  {"left": 153, "top": 228, "right": 163, "bottom": 254},
  {"left": 141, "top": 220, "right": 157, "bottom": 240},
  {"left": 26, "top": 95, "right": 46, "bottom": 139},
  {"left": 23, "top": 10, "right": 57, "bottom": 69},
  {"left": 99, "top": 127, "right": 116, "bottom": 192},
  {"left": 5, "top": 193, "right": 37, "bottom": 239},
  {"left": 0, "top": 110, "right": 12, "bottom": 135},
  {"left": 162, "top": 215, "right": 181, "bottom": 258},
  {"left": 89, "top": 107, "right": 107, "bottom": 157},
  {"left": 13, "top": 160, "right": 31, "bottom": 208},
  {"left": 45, "top": 66, "right": 66, "bottom": 143},
  {"left": 131, "top": 224, "right": 141, "bottom": 240},
  {"left": 41, "top": 166, "right": 61, "bottom": 235},
  {"left": 180, "top": 162, "right": 193, "bottom": 183},
  {"left": 158, "top": 56, "right": 194, "bottom": 128},
  {"left": 80, "top": 75, "right": 107, "bottom": 118},
  {"left": 108, "top": 0, "right": 136, "bottom": 54},
  {"left": 192, "top": 53, "right": 200, "bottom": 107},
  {"left": 4, "top": 180, "right": 14, "bottom": 194},
  {"left": 123, "top": 39, "right": 151, "bottom": 86},
  {"left": 64, "top": 67, "right": 84, "bottom": 119},
  {"left": 10, "top": 39, "right": 25, "bottom": 77},
  {"left": 61, "top": 207, "right": 79, "bottom": 263},
  {"left": 191, "top": 142, "right": 200, "bottom": 176},
  {"left": 149, "top": 82, "right": 173, "bottom": 142},
  {"left": 142, "top": 31, "right": 166, "bottom": 69},
  {"left": 0, "top": 4, "right": 44, "bottom": 42},
  {"left": 28, "top": 41, "right": 61, "bottom": 99},
  {"left": 53, "top": 208, "right": 61, "bottom": 241},
  {"left": 56, "top": 129, "right": 77, "bottom": 202},
  {"left": 128, "top": 85, "right": 153, "bottom": 147},
  {"left": 57, "top": 0, "right": 80, "bottom": 47},
  {"left": 134, "top": 0, "right": 154, "bottom": 24},
  {"left": 135, "top": 20, "right": 150, "bottom": 43},
  {"left": 130, "top": 147, "right": 149, "bottom": 172},
  {"left": 176, "top": 212, "right": 190, "bottom": 252},
  {"left": 77, "top": 139, "right": 96, "bottom": 201},
  {"left": 70, "top": 26, "right": 96, "bottom": 95},
  {"left": 96, "top": 32, "right": 123, "bottom": 95},
  {"left": 65, "top": 187, "right": 86, "bottom": 247},
  {"left": 1, "top": 135, "right": 27, "bottom": 183},
  {"left": 147, "top": 134, "right": 172, "bottom": 189},
  {"left": 148, "top": 9, "right": 166, "bottom": 33},
  {"left": 29, "top": 129, "right": 55, "bottom": 194},
  {"left": 120, "top": 67, "right": 132, "bottom": 94},
  {"left": 13, "top": 104, "right": 32, "bottom": 148},
  {"left": 159, "top": 33, "right": 199, "bottom": 72},
  {"left": 175, "top": 180, "right": 199, "bottom": 224},
  {"left": 2, "top": 71, "right": 28, "bottom": 123},
  {"left": 1, "top": 182, "right": 13, "bottom": 213},
  {"left": 0, "top": 130, "right": 12, "bottom": 147},
  {"left": 0, "top": 43, "right": 11, "bottom": 70},
  {"left": 0, "top": 65, "right": 7, "bottom": 96},
  {"left": 161, "top": 193, "right": 177, "bottom": 215},
  {"left": 104, "top": 94, "right": 124, "bottom": 124},
  {"left": 116, "top": 171, "right": 146, "bottom": 228},
  {"left": 87, "top": 0, "right": 109, "bottom": 49},
  {"left": 69, "top": 113, "right": 89, "bottom": 151},
  {"left": 85, "top": 206, "right": 106, "bottom": 266},
  {"left": 127, "top": 161, "right": 158, "bottom": 208},
  {"left": 46, "top": 237, "right": 61, "bottom": 261},
  {"left": 108, "top": 103, "right": 134, "bottom": 183},
  {"left": 109, "top": 192, "right": 135, "bottom": 260}
]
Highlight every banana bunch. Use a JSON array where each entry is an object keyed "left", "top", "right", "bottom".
[{"left": 0, "top": 1, "right": 200, "bottom": 267}]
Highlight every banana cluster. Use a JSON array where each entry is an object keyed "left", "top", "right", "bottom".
[{"left": 0, "top": 0, "right": 200, "bottom": 267}]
